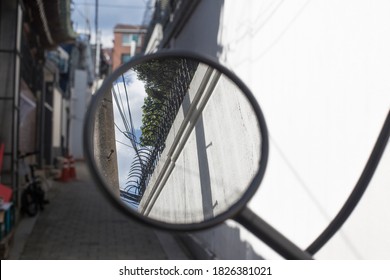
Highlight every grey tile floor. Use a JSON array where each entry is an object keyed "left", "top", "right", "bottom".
[{"left": 10, "top": 162, "right": 184, "bottom": 260}]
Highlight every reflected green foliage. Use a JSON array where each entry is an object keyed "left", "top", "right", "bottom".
[{"left": 133, "top": 59, "right": 181, "bottom": 146}]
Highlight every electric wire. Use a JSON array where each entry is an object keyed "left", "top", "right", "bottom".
[
  {"left": 116, "top": 82, "right": 132, "bottom": 135},
  {"left": 117, "top": 80, "right": 138, "bottom": 150},
  {"left": 116, "top": 139, "right": 133, "bottom": 149},
  {"left": 306, "top": 110, "right": 390, "bottom": 255},
  {"left": 122, "top": 74, "right": 137, "bottom": 148},
  {"left": 112, "top": 87, "right": 130, "bottom": 135}
]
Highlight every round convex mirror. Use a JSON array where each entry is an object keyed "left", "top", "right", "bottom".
[{"left": 84, "top": 51, "right": 268, "bottom": 231}]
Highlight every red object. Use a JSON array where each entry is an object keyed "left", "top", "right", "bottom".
[
  {"left": 68, "top": 155, "right": 77, "bottom": 180},
  {"left": 0, "top": 183, "right": 12, "bottom": 203},
  {"left": 58, "top": 157, "right": 70, "bottom": 182},
  {"left": 0, "top": 143, "right": 13, "bottom": 202}
]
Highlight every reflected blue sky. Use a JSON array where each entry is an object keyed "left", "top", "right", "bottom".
[
  {"left": 71, "top": 0, "right": 151, "bottom": 47},
  {"left": 112, "top": 70, "right": 147, "bottom": 194}
]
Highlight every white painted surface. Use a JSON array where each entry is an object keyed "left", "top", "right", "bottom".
[
  {"left": 145, "top": 23, "right": 163, "bottom": 53},
  {"left": 140, "top": 64, "right": 262, "bottom": 224},
  {"left": 69, "top": 69, "right": 90, "bottom": 159},
  {"left": 52, "top": 88, "right": 62, "bottom": 147},
  {"left": 171, "top": 0, "right": 390, "bottom": 259}
]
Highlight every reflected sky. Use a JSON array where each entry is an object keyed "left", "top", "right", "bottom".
[{"left": 112, "top": 70, "right": 147, "bottom": 191}]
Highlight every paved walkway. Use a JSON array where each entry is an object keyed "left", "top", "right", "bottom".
[{"left": 10, "top": 162, "right": 187, "bottom": 260}]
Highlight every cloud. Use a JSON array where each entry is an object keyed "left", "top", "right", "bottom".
[
  {"left": 71, "top": 0, "right": 152, "bottom": 48},
  {"left": 111, "top": 70, "right": 147, "bottom": 189}
]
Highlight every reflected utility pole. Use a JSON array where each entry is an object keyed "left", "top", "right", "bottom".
[
  {"left": 94, "top": 95, "right": 120, "bottom": 196},
  {"left": 93, "top": 0, "right": 120, "bottom": 196},
  {"left": 95, "top": 0, "right": 100, "bottom": 78}
]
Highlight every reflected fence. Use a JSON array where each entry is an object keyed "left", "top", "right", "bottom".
[{"left": 120, "top": 58, "right": 198, "bottom": 207}]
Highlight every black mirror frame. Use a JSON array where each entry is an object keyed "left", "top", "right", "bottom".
[{"left": 83, "top": 49, "right": 269, "bottom": 232}]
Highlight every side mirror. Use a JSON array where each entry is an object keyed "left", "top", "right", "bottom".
[
  {"left": 84, "top": 50, "right": 389, "bottom": 260},
  {"left": 84, "top": 50, "right": 269, "bottom": 231}
]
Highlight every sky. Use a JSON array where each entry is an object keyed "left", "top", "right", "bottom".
[
  {"left": 71, "top": 1, "right": 153, "bottom": 204},
  {"left": 71, "top": 0, "right": 154, "bottom": 47},
  {"left": 111, "top": 70, "right": 147, "bottom": 190}
]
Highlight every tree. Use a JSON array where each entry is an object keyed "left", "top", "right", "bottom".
[{"left": 133, "top": 58, "right": 182, "bottom": 146}]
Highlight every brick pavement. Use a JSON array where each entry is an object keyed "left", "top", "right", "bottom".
[{"left": 16, "top": 162, "right": 171, "bottom": 260}]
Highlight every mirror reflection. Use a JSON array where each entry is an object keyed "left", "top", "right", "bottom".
[{"left": 92, "top": 57, "right": 263, "bottom": 224}]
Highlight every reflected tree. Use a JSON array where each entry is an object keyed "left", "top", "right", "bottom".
[
  {"left": 133, "top": 59, "right": 181, "bottom": 146},
  {"left": 118, "top": 57, "right": 198, "bottom": 208}
]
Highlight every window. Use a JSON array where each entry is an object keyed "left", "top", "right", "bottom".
[
  {"left": 121, "top": 54, "right": 132, "bottom": 64},
  {"left": 122, "top": 34, "right": 141, "bottom": 46},
  {"left": 122, "top": 34, "right": 131, "bottom": 45},
  {"left": 132, "top": 34, "right": 139, "bottom": 44}
]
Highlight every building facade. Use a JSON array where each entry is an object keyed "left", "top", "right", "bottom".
[
  {"left": 0, "top": 0, "right": 76, "bottom": 257},
  {"left": 112, "top": 24, "right": 147, "bottom": 70}
]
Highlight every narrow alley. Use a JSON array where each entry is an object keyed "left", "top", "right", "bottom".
[{"left": 10, "top": 162, "right": 186, "bottom": 260}]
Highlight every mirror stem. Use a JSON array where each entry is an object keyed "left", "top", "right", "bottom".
[
  {"left": 234, "top": 207, "right": 313, "bottom": 260},
  {"left": 306, "top": 110, "right": 390, "bottom": 254}
]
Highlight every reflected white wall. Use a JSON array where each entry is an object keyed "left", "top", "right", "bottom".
[{"left": 140, "top": 65, "right": 261, "bottom": 224}]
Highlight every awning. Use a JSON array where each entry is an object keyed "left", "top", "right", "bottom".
[{"left": 30, "top": 0, "right": 77, "bottom": 48}]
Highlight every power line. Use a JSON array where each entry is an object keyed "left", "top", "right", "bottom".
[
  {"left": 74, "top": 3, "right": 147, "bottom": 9},
  {"left": 116, "top": 139, "right": 133, "bottom": 149}
]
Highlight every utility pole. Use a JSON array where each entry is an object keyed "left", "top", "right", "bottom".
[
  {"left": 95, "top": 0, "right": 100, "bottom": 77},
  {"left": 93, "top": 94, "right": 120, "bottom": 197},
  {"left": 93, "top": 0, "right": 120, "bottom": 196}
]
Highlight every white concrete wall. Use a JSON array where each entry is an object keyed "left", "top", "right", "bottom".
[
  {"left": 52, "top": 88, "right": 62, "bottom": 148},
  {"left": 171, "top": 0, "right": 390, "bottom": 259},
  {"left": 70, "top": 69, "right": 90, "bottom": 159},
  {"left": 145, "top": 24, "right": 163, "bottom": 53},
  {"left": 139, "top": 63, "right": 262, "bottom": 224}
]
